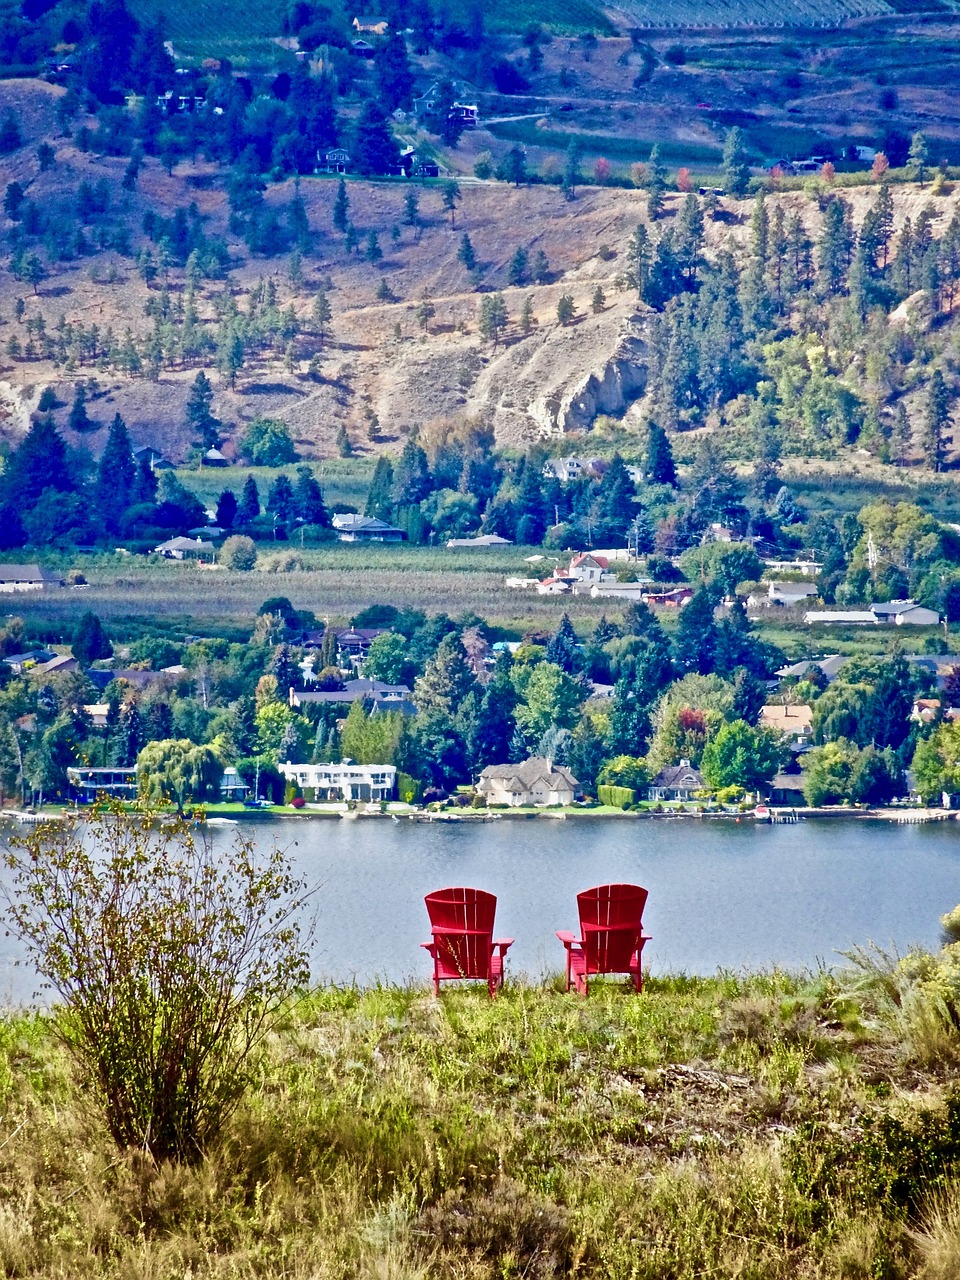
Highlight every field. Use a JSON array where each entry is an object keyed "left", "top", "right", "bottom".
[{"left": 3, "top": 962, "right": 960, "bottom": 1277}]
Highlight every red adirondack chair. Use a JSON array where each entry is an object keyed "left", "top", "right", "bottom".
[
  {"left": 556, "top": 883, "right": 651, "bottom": 994},
  {"left": 421, "top": 887, "right": 514, "bottom": 997}
]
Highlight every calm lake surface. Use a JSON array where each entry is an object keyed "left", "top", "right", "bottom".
[{"left": 2, "top": 815, "right": 960, "bottom": 1001}]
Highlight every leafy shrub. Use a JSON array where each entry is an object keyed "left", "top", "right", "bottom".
[
  {"left": 3, "top": 808, "right": 310, "bottom": 1162},
  {"left": 240, "top": 418, "right": 297, "bottom": 466},
  {"left": 598, "top": 784, "right": 635, "bottom": 808},
  {"left": 220, "top": 535, "right": 257, "bottom": 571}
]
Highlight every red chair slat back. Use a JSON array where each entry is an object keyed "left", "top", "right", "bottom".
[
  {"left": 577, "top": 883, "right": 648, "bottom": 975},
  {"left": 425, "top": 888, "right": 497, "bottom": 981}
]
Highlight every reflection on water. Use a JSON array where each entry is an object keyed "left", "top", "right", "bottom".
[{"left": 2, "top": 816, "right": 959, "bottom": 1002}]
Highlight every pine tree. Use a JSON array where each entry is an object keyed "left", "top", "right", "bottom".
[
  {"left": 645, "top": 421, "right": 676, "bottom": 486},
  {"left": 72, "top": 611, "right": 113, "bottom": 665},
  {"left": 68, "top": 383, "right": 90, "bottom": 433},
  {"left": 216, "top": 489, "right": 238, "bottom": 529},
  {"left": 267, "top": 474, "right": 296, "bottom": 524},
  {"left": 674, "top": 588, "right": 719, "bottom": 674},
  {"left": 457, "top": 232, "right": 476, "bottom": 271},
  {"left": 96, "top": 413, "right": 136, "bottom": 516},
  {"left": 336, "top": 424, "right": 353, "bottom": 458},
  {"left": 365, "top": 456, "right": 395, "bottom": 521},
  {"left": 6, "top": 414, "right": 71, "bottom": 504},
  {"left": 532, "top": 249, "right": 550, "bottom": 284},
  {"left": 515, "top": 465, "right": 548, "bottom": 545},
  {"left": 908, "top": 131, "right": 930, "bottom": 184},
  {"left": 890, "top": 401, "right": 911, "bottom": 467},
  {"left": 507, "top": 246, "right": 528, "bottom": 286},
  {"left": 403, "top": 188, "right": 420, "bottom": 228},
  {"left": 647, "top": 142, "right": 666, "bottom": 220},
  {"left": 722, "top": 127, "right": 749, "bottom": 196},
  {"left": 818, "top": 197, "right": 852, "bottom": 297},
  {"left": 294, "top": 465, "right": 329, "bottom": 527},
  {"left": 237, "top": 474, "right": 261, "bottom": 523},
  {"left": 414, "top": 633, "right": 476, "bottom": 717},
  {"left": 595, "top": 453, "right": 637, "bottom": 541},
  {"left": 392, "top": 438, "right": 432, "bottom": 505},
  {"left": 520, "top": 295, "right": 535, "bottom": 334},
  {"left": 922, "top": 369, "right": 951, "bottom": 472},
  {"left": 333, "top": 178, "right": 349, "bottom": 233},
  {"left": 312, "top": 290, "right": 332, "bottom": 345},
  {"left": 591, "top": 285, "right": 606, "bottom": 313},
  {"left": 185, "top": 370, "right": 219, "bottom": 450},
  {"left": 546, "top": 614, "right": 581, "bottom": 673},
  {"left": 556, "top": 294, "right": 576, "bottom": 325}
]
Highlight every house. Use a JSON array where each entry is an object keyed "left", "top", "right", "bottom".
[
  {"left": 352, "top": 16, "right": 389, "bottom": 34},
  {"left": 220, "top": 767, "right": 249, "bottom": 801},
  {"left": 703, "top": 523, "right": 735, "bottom": 543},
  {"left": 333, "top": 628, "right": 387, "bottom": 663},
  {"left": 541, "top": 457, "right": 584, "bottom": 483},
  {"left": 446, "top": 534, "right": 512, "bottom": 547},
  {"left": 188, "top": 526, "right": 225, "bottom": 540},
  {"left": 759, "top": 704, "right": 814, "bottom": 742},
  {"left": 201, "top": 447, "right": 229, "bottom": 467},
  {"left": 776, "top": 655, "right": 849, "bottom": 683},
  {"left": 33, "top": 654, "right": 79, "bottom": 677},
  {"left": 450, "top": 102, "right": 478, "bottom": 129},
  {"left": 154, "top": 536, "right": 215, "bottom": 560},
  {"left": 290, "top": 678, "right": 414, "bottom": 713},
  {"left": 2, "top": 650, "right": 55, "bottom": 674},
  {"left": 536, "top": 578, "right": 572, "bottom": 595},
  {"left": 351, "top": 38, "right": 375, "bottom": 56},
  {"left": 803, "top": 610, "right": 878, "bottom": 626},
  {"left": 82, "top": 703, "right": 112, "bottom": 728},
  {"left": 133, "top": 446, "right": 172, "bottom": 470},
  {"left": 567, "top": 552, "right": 611, "bottom": 584},
  {"left": 912, "top": 698, "right": 942, "bottom": 726},
  {"left": 476, "top": 757, "right": 580, "bottom": 807},
  {"left": 588, "top": 581, "right": 651, "bottom": 601},
  {"left": 279, "top": 760, "right": 396, "bottom": 802},
  {"left": 764, "top": 556, "right": 824, "bottom": 575},
  {"left": 870, "top": 600, "right": 941, "bottom": 626},
  {"left": 648, "top": 762, "right": 705, "bottom": 802},
  {"left": 317, "top": 148, "right": 351, "bottom": 173},
  {"left": 0, "top": 564, "right": 64, "bottom": 592},
  {"left": 506, "top": 577, "right": 541, "bottom": 589},
  {"left": 644, "top": 587, "right": 695, "bottom": 608},
  {"left": 749, "top": 581, "right": 819, "bottom": 608},
  {"left": 67, "top": 766, "right": 139, "bottom": 802},
  {"left": 769, "top": 773, "right": 806, "bottom": 806},
  {"left": 332, "top": 514, "right": 405, "bottom": 543}
]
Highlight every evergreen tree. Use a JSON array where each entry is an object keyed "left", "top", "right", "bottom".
[
  {"left": 457, "top": 232, "right": 477, "bottom": 271},
  {"left": 237, "top": 475, "right": 260, "bottom": 523},
  {"left": 594, "top": 453, "right": 637, "bottom": 541},
  {"left": 507, "top": 246, "right": 528, "bottom": 286},
  {"left": 922, "top": 369, "right": 951, "bottom": 473},
  {"left": 96, "top": 413, "right": 136, "bottom": 516},
  {"left": 607, "top": 671, "right": 653, "bottom": 757},
  {"left": 546, "top": 613, "right": 581, "bottom": 673},
  {"left": 532, "top": 249, "right": 550, "bottom": 284},
  {"left": 392, "top": 438, "right": 432, "bottom": 505},
  {"left": 185, "top": 370, "right": 219, "bottom": 450},
  {"left": 332, "top": 178, "right": 350, "bottom": 233},
  {"left": 216, "top": 488, "right": 238, "bottom": 529},
  {"left": 908, "top": 131, "right": 930, "bottom": 184},
  {"left": 645, "top": 421, "right": 677, "bottom": 485},
  {"left": 350, "top": 100, "right": 400, "bottom": 176},
  {"left": 818, "top": 197, "right": 852, "bottom": 297},
  {"left": 294, "top": 465, "right": 330, "bottom": 526},
  {"left": 628, "top": 223, "right": 650, "bottom": 300},
  {"left": 3, "top": 415, "right": 71, "bottom": 505},
  {"left": 890, "top": 401, "right": 911, "bottom": 467},
  {"left": 515, "top": 465, "right": 548, "bottom": 545},
  {"left": 414, "top": 633, "right": 476, "bottom": 717},
  {"left": 646, "top": 142, "right": 667, "bottom": 220},
  {"left": 267, "top": 474, "right": 296, "bottom": 524},
  {"left": 567, "top": 716, "right": 606, "bottom": 795},
  {"left": 463, "top": 660, "right": 517, "bottom": 771},
  {"left": 674, "top": 587, "right": 719, "bottom": 674},
  {"left": 72, "top": 612, "right": 113, "bottom": 665},
  {"left": 365, "top": 456, "right": 395, "bottom": 521},
  {"left": 68, "top": 383, "right": 90, "bottom": 433},
  {"left": 721, "top": 127, "right": 749, "bottom": 196}
]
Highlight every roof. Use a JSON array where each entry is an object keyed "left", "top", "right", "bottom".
[
  {"left": 650, "top": 764, "right": 705, "bottom": 789},
  {"left": 332, "top": 514, "right": 403, "bottom": 534},
  {"left": 776, "top": 655, "right": 849, "bottom": 681},
  {"left": 154, "top": 536, "right": 214, "bottom": 553},
  {"left": 804, "top": 611, "right": 877, "bottom": 625},
  {"left": 768, "top": 581, "right": 818, "bottom": 596},
  {"left": 446, "top": 535, "right": 512, "bottom": 547},
  {"left": 0, "top": 564, "right": 62, "bottom": 584},
  {"left": 759, "top": 704, "right": 814, "bottom": 733},
  {"left": 570, "top": 552, "right": 609, "bottom": 569},
  {"left": 33, "top": 654, "right": 78, "bottom": 675},
  {"left": 478, "top": 757, "right": 580, "bottom": 791},
  {"left": 294, "top": 678, "right": 412, "bottom": 706}
]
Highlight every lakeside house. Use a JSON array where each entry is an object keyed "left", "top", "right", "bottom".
[
  {"left": 279, "top": 760, "right": 396, "bottom": 802},
  {"left": 476, "top": 758, "right": 581, "bottom": 807},
  {"left": 647, "top": 762, "right": 705, "bottom": 802},
  {"left": 67, "top": 765, "right": 248, "bottom": 803},
  {"left": 0, "top": 564, "right": 64, "bottom": 592}
]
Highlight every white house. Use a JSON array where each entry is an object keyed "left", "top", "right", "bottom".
[
  {"left": 447, "top": 534, "right": 512, "bottom": 548},
  {"left": 154, "top": 536, "right": 215, "bottom": 560},
  {"left": 764, "top": 556, "right": 824, "bottom": 575},
  {"left": 588, "top": 581, "right": 650, "bottom": 600},
  {"left": 0, "top": 564, "right": 64, "bottom": 592},
  {"left": 566, "top": 552, "right": 611, "bottom": 584},
  {"left": 870, "top": 600, "right": 941, "bottom": 626},
  {"left": 332, "top": 514, "right": 404, "bottom": 543},
  {"left": 279, "top": 761, "right": 397, "bottom": 802},
  {"left": 748, "top": 581, "right": 819, "bottom": 608},
  {"left": 541, "top": 457, "right": 584, "bottom": 483},
  {"left": 536, "top": 578, "right": 571, "bottom": 595},
  {"left": 476, "top": 758, "right": 580, "bottom": 807}
]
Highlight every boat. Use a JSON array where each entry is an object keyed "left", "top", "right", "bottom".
[{"left": 204, "top": 817, "right": 239, "bottom": 827}]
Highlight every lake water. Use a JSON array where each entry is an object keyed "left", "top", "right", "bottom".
[{"left": 2, "top": 815, "right": 960, "bottom": 1001}]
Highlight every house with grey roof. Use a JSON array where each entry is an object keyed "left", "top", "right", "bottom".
[
  {"left": 476, "top": 757, "right": 580, "bottom": 807},
  {"left": 647, "top": 762, "right": 705, "bottom": 802},
  {"left": 0, "top": 564, "right": 64, "bottom": 592}
]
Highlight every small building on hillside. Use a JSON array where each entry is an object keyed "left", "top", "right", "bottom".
[
  {"left": 541, "top": 457, "right": 584, "bottom": 483},
  {"left": 352, "top": 15, "right": 389, "bottom": 34},
  {"left": 647, "top": 762, "right": 705, "bottom": 802},
  {"left": 317, "top": 147, "right": 352, "bottom": 173},
  {"left": 332, "top": 514, "right": 405, "bottom": 543},
  {"left": 279, "top": 760, "right": 396, "bottom": 802},
  {"left": 477, "top": 758, "right": 581, "bottom": 808},
  {"left": 0, "top": 565, "right": 64, "bottom": 592}
]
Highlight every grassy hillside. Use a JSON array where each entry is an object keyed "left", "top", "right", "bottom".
[{"left": 3, "top": 956, "right": 960, "bottom": 1277}]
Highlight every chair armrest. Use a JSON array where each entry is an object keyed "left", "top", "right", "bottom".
[
  {"left": 420, "top": 941, "right": 438, "bottom": 954},
  {"left": 555, "top": 930, "right": 577, "bottom": 947},
  {"left": 492, "top": 937, "right": 514, "bottom": 952}
]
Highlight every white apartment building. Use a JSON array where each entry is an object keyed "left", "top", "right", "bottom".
[{"left": 279, "top": 761, "right": 396, "bottom": 802}]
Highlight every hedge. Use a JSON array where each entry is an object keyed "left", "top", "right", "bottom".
[{"left": 598, "top": 784, "right": 636, "bottom": 808}]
